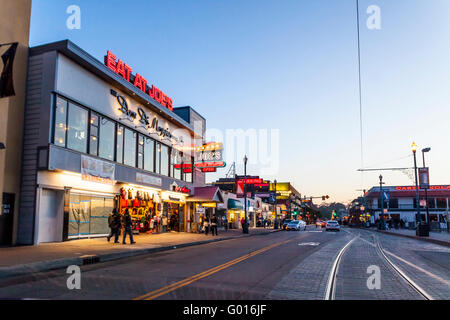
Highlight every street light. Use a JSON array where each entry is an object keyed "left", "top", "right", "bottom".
[
  {"left": 422, "top": 147, "right": 431, "bottom": 226},
  {"left": 243, "top": 155, "right": 249, "bottom": 234},
  {"left": 412, "top": 142, "right": 427, "bottom": 236},
  {"left": 379, "top": 175, "right": 385, "bottom": 230}
]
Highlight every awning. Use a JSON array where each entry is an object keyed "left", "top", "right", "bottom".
[{"left": 187, "top": 186, "right": 224, "bottom": 203}]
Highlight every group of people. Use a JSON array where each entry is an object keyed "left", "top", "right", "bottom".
[
  {"left": 198, "top": 214, "right": 219, "bottom": 236},
  {"left": 107, "top": 208, "right": 136, "bottom": 245}
]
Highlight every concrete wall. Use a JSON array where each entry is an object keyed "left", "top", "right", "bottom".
[{"left": 0, "top": 0, "right": 32, "bottom": 245}]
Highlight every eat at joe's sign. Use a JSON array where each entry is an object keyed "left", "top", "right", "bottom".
[{"left": 105, "top": 51, "right": 173, "bottom": 111}]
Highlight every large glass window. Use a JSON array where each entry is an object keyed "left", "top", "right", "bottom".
[
  {"left": 124, "top": 128, "right": 137, "bottom": 167},
  {"left": 144, "top": 137, "right": 155, "bottom": 172},
  {"left": 54, "top": 97, "right": 67, "bottom": 146},
  {"left": 137, "top": 134, "right": 145, "bottom": 169},
  {"left": 184, "top": 155, "right": 193, "bottom": 183},
  {"left": 171, "top": 149, "right": 182, "bottom": 180},
  {"left": 161, "top": 144, "right": 169, "bottom": 176},
  {"left": 116, "top": 125, "right": 124, "bottom": 163},
  {"left": 89, "top": 113, "right": 99, "bottom": 156},
  {"left": 155, "top": 143, "right": 161, "bottom": 174},
  {"left": 67, "top": 103, "right": 88, "bottom": 153},
  {"left": 99, "top": 117, "right": 115, "bottom": 161},
  {"left": 437, "top": 198, "right": 447, "bottom": 209}
]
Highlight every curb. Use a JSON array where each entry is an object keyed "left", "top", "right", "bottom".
[
  {"left": 362, "top": 228, "right": 450, "bottom": 248},
  {"left": 0, "top": 229, "right": 281, "bottom": 280}
]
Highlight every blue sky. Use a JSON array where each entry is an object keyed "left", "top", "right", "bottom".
[{"left": 30, "top": 0, "right": 450, "bottom": 203}]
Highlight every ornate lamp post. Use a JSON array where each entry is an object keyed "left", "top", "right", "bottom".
[{"left": 243, "top": 155, "right": 249, "bottom": 234}]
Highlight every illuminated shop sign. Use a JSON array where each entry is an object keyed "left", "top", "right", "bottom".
[
  {"left": 194, "top": 161, "right": 226, "bottom": 169},
  {"left": 194, "top": 142, "right": 225, "bottom": 171},
  {"left": 170, "top": 182, "right": 191, "bottom": 194},
  {"left": 395, "top": 185, "right": 450, "bottom": 191},
  {"left": 111, "top": 90, "right": 179, "bottom": 143},
  {"left": 105, "top": 51, "right": 173, "bottom": 111}
]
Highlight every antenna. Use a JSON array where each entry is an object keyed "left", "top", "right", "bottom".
[{"left": 225, "top": 162, "right": 236, "bottom": 178}]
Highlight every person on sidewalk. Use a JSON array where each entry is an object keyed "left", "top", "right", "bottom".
[
  {"left": 205, "top": 216, "right": 210, "bottom": 235},
  {"left": 107, "top": 208, "right": 121, "bottom": 243},
  {"left": 122, "top": 208, "right": 136, "bottom": 245},
  {"left": 210, "top": 215, "right": 218, "bottom": 236}
]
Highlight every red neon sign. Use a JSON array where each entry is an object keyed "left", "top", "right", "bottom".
[
  {"left": 175, "top": 186, "right": 191, "bottom": 194},
  {"left": 105, "top": 51, "right": 173, "bottom": 111},
  {"left": 395, "top": 185, "right": 450, "bottom": 191},
  {"left": 201, "top": 167, "right": 217, "bottom": 173},
  {"left": 194, "top": 161, "right": 226, "bottom": 168},
  {"left": 236, "top": 178, "right": 264, "bottom": 185}
]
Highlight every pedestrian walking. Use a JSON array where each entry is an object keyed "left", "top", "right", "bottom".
[
  {"left": 122, "top": 208, "right": 136, "bottom": 244},
  {"left": 205, "top": 216, "right": 210, "bottom": 235},
  {"left": 210, "top": 215, "right": 218, "bottom": 236},
  {"left": 107, "top": 208, "right": 121, "bottom": 243}
]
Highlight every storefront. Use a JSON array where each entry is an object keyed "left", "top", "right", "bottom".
[
  {"left": 17, "top": 40, "right": 207, "bottom": 244},
  {"left": 186, "top": 186, "right": 224, "bottom": 232}
]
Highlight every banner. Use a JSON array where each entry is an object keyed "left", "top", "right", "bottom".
[
  {"left": 419, "top": 167, "right": 430, "bottom": 189},
  {"left": 81, "top": 155, "right": 115, "bottom": 185},
  {"left": 0, "top": 43, "right": 18, "bottom": 98}
]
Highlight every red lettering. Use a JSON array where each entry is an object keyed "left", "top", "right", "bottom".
[
  {"left": 148, "top": 86, "right": 155, "bottom": 99},
  {"left": 105, "top": 51, "right": 117, "bottom": 72},
  {"left": 134, "top": 73, "right": 144, "bottom": 91},
  {"left": 141, "top": 77, "right": 148, "bottom": 93},
  {"left": 124, "top": 64, "right": 132, "bottom": 82},
  {"left": 115, "top": 59, "right": 126, "bottom": 79}
]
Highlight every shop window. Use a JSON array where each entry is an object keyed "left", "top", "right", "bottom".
[
  {"left": 137, "top": 134, "right": 145, "bottom": 170},
  {"left": 184, "top": 154, "right": 193, "bottom": 183},
  {"left": 54, "top": 97, "right": 67, "bottom": 147},
  {"left": 89, "top": 113, "right": 99, "bottom": 156},
  {"left": 67, "top": 103, "right": 88, "bottom": 153},
  {"left": 171, "top": 149, "right": 182, "bottom": 180},
  {"left": 124, "top": 128, "right": 137, "bottom": 167},
  {"left": 98, "top": 117, "right": 115, "bottom": 161},
  {"left": 436, "top": 198, "right": 447, "bottom": 209},
  {"left": 161, "top": 144, "right": 169, "bottom": 177},
  {"left": 388, "top": 198, "right": 398, "bottom": 209},
  {"left": 427, "top": 198, "right": 436, "bottom": 209},
  {"left": 116, "top": 125, "right": 124, "bottom": 163},
  {"left": 144, "top": 137, "right": 155, "bottom": 172}
]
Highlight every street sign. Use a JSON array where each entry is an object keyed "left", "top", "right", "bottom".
[{"left": 382, "top": 191, "right": 390, "bottom": 201}]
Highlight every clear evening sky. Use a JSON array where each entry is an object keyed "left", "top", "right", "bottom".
[{"left": 29, "top": 0, "right": 450, "bottom": 204}]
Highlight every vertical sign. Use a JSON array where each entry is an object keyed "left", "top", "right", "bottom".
[{"left": 419, "top": 167, "right": 430, "bottom": 189}]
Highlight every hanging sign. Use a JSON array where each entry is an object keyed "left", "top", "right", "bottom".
[{"left": 419, "top": 167, "right": 430, "bottom": 189}]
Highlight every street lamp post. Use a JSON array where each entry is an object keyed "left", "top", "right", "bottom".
[
  {"left": 243, "top": 155, "right": 249, "bottom": 234},
  {"left": 411, "top": 142, "right": 425, "bottom": 236},
  {"left": 379, "top": 175, "right": 385, "bottom": 230},
  {"left": 422, "top": 148, "right": 431, "bottom": 226},
  {"left": 274, "top": 179, "right": 277, "bottom": 229}
]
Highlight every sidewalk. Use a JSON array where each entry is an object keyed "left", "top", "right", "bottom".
[
  {"left": 0, "top": 228, "right": 279, "bottom": 280},
  {"left": 365, "top": 227, "right": 450, "bottom": 247}
]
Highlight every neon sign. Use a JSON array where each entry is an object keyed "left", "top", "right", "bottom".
[
  {"left": 395, "top": 185, "right": 450, "bottom": 191},
  {"left": 105, "top": 51, "right": 173, "bottom": 111}
]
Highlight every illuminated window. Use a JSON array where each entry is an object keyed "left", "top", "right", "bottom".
[
  {"left": 89, "top": 113, "right": 99, "bottom": 156},
  {"left": 116, "top": 125, "right": 124, "bottom": 163},
  {"left": 67, "top": 103, "right": 88, "bottom": 153},
  {"left": 54, "top": 97, "right": 67, "bottom": 146}
]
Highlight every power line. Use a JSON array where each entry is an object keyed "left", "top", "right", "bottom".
[{"left": 356, "top": 0, "right": 364, "bottom": 190}]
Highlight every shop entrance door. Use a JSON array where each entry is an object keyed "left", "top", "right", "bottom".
[
  {"left": 68, "top": 194, "right": 112, "bottom": 239},
  {"left": 0, "top": 193, "right": 15, "bottom": 245},
  {"left": 37, "top": 189, "right": 64, "bottom": 243}
]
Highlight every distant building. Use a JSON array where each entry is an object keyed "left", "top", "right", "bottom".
[{"left": 364, "top": 185, "right": 450, "bottom": 223}]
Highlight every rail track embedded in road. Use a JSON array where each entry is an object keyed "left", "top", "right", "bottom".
[{"left": 324, "top": 235, "right": 359, "bottom": 300}]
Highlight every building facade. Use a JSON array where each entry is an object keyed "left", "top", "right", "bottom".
[
  {"left": 0, "top": 0, "right": 32, "bottom": 245},
  {"left": 17, "top": 40, "right": 208, "bottom": 244},
  {"left": 364, "top": 185, "right": 450, "bottom": 225}
]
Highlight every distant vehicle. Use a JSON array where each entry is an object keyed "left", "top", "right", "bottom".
[
  {"left": 316, "top": 220, "right": 326, "bottom": 228},
  {"left": 282, "top": 219, "right": 292, "bottom": 230},
  {"left": 325, "top": 220, "right": 340, "bottom": 232},
  {"left": 286, "top": 220, "right": 306, "bottom": 231}
]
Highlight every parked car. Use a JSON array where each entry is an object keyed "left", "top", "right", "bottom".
[
  {"left": 286, "top": 220, "right": 307, "bottom": 231},
  {"left": 325, "top": 220, "right": 340, "bottom": 232},
  {"left": 282, "top": 219, "right": 292, "bottom": 230}
]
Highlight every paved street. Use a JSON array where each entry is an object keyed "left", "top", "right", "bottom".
[{"left": 0, "top": 226, "right": 448, "bottom": 300}]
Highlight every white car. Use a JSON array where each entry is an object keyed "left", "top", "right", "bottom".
[
  {"left": 286, "top": 220, "right": 307, "bottom": 231},
  {"left": 325, "top": 220, "right": 340, "bottom": 232}
]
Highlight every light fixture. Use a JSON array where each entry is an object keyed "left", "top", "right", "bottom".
[{"left": 411, "top": 142, "right": 418, "bottom": 153}]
